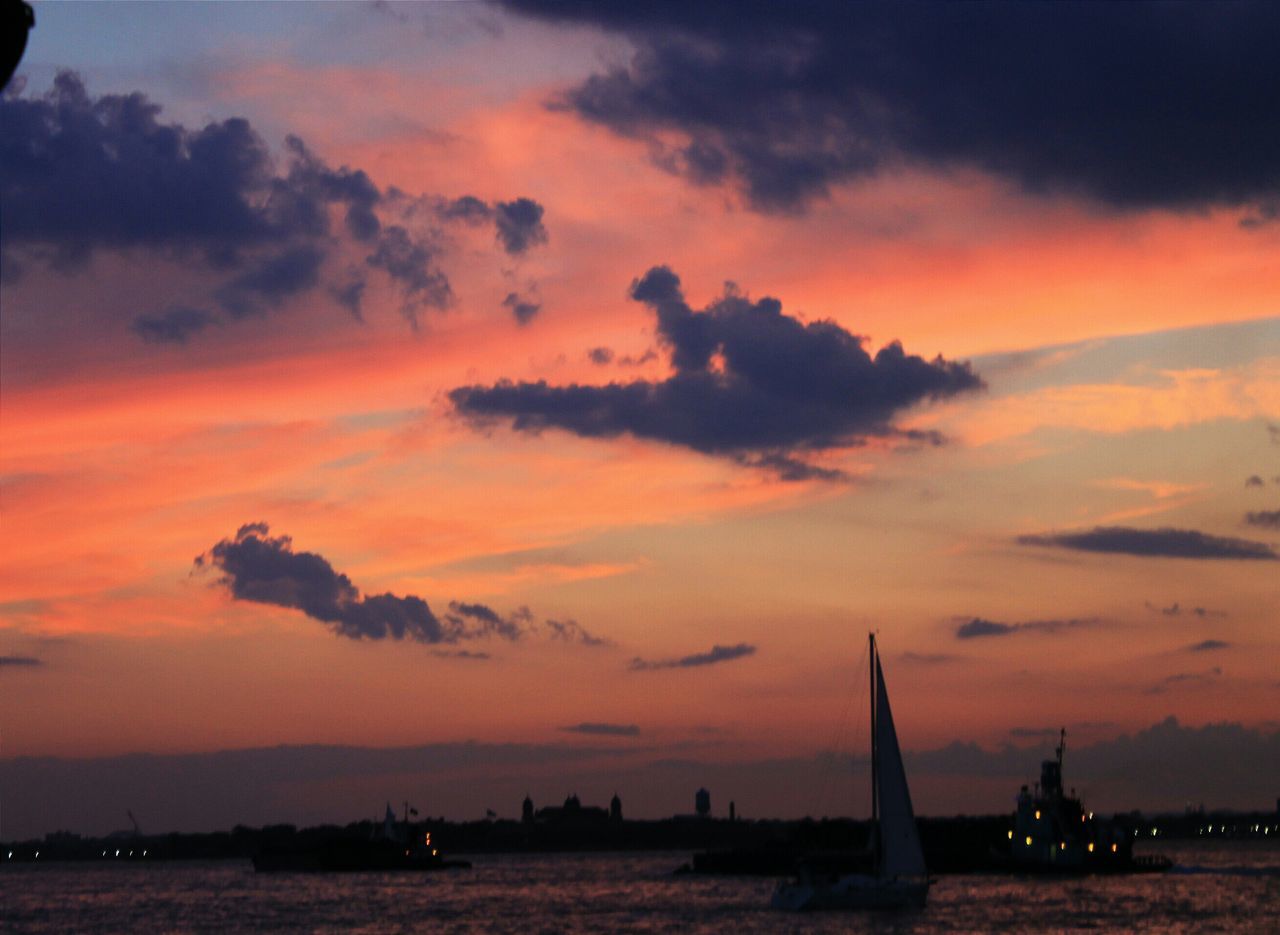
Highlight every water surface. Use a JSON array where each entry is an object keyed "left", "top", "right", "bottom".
[{"left": 3, "top": 841, "right": 1277, "bottom": 933}]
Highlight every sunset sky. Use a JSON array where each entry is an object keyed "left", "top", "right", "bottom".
[{"left": 2, "top": 2, "right": 1278, "bottom": 839}]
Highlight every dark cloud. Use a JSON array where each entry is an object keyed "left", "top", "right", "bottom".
[
  {"left": 503, "top": 291, "right": 541, "bottom": 325},
  {"left": 1, "top": 72, "right": 541, "bottom": 340},
  {"left": 365, "top": 226, "right": 452, "bottom": 323},
  {"left": 629, "top": 642, "right": 756, "bottom": 671},
  {"left": 1020, "top": 526, "right": 1278, "bottom": 561},
  {"left": 587, "top": 347, "right": 660, "bottom": 367},
  {"left": 196, "top": 525, "right": 608, "bottom": 649},
  {"left": 445, "top": 601, "right": 526, "bottom": 642},
  {"left": 0, "top": 655, "right": 43, "bottom": 667},
  {"left": 558, "top": 722, "right": 641, "bottom": 737},
  {"left": 432, "top": 649, "right": 492, "bottom": 661},
  {"left": 438, "top": 194, "right": 493, "bottom": 224},
  {"left": 329, "top": 271, "right": 367, "bottom": 319},
  {"left": 1245, "top": 475, "right": 1265, "bottom": 487},
  {"left": 732, "top": 452, "right": 849, "bottom": 483},
  {"left": 281, "top": 136, "right": 381, "bottom": 243},
  {"left": 3, "top": 72, "right": 283, "bottom": 257},
  {"left": 451, "top": 266, "right": 981, "bottom": 472},
  {"left": 130, "top": 306, "right": 217, "bottom": 345},
  {"left": 198, "top": 524, "right": 559, "bottom": 645},
  {"left": 619, "top": 349, "right": 658, "bottom": 367},
  {"left": 434, "top": 194, "right": 549, "bottom": 256},
  {"left": 543, "top": 618, "right": 610, "bottom": 647},
  {"left": 1245, "top": 510, "right": 1280, "bottom": 529},
  {"left": 1187, "top": 640, "right": 1230, "bottom": 652},
  {"left": 503, "top": 1, "right": 1280, "bottom": 216},
  {"left": 493, "top": 198, "right": 548, "bottom": 255},
  {"left": 214, "top": 244, "right": 325, "bottom": 318},
  {"left": 955, "top": 618, "right": 1013, "bottom": 639},
  {"left": 954, "top": 616, "right": 1094, "bottom": 640}
]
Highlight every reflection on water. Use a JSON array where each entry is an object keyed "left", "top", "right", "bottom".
[{"left": 2, "top": 842, "right": 1277, "bottom": 934}]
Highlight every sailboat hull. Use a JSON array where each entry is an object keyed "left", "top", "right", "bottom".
[{"left": 772, "top": 873, "right": 929, "bottom": 911}]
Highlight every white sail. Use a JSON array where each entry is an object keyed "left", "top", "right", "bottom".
[{"left": 874, "top": 652, "right": 927, "bottom": 878}]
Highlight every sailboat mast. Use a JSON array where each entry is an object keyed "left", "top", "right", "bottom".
[{"left": 870, "top": 632, "right": 878, "bottom": 826}]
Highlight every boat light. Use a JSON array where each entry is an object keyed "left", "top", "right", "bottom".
[
  {"left": 1025, "top": 836, "right": 1033, "bottom": 846},
  {"left": 1059, "top": 842, "right": 1066, "bottom": 850},
  {"left": 1035, "top": 810, "right": 1041, "bottom": 820},
  {"left": 1007, "top": 831, "right": 1013, "bottom": 840},
  {"left": 1088, "top": 843, "right": 1095, "bottom": 853},
  {"left": 1111, "top": 844, "right": 1117, "bottom": 853}
]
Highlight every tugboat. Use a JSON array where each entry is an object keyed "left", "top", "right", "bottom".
[
  {"left": 1001, "top": 730, "right": 1169, "bottom": 874},
  {"left": 253, "top": 804, "right": 471, "bottom": 873}
]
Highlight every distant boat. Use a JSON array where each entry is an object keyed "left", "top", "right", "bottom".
[
  {"left": 253, "top": 804, "right": 471, "bottom": 873},
  {"left": 772, "top": 633, "right": 930, "bottom": 910}
]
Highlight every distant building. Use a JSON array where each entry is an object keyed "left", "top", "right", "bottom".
[
  {"left": 530, "top": 793, "right": 609, "bottom": 825},
  {"left": 522, "top": 795, "right": 534, "bottom": 825},
  {"left": 610, "top": 793, "right": 623, "bottom": 823},
  {"left": 695, "top": 787, "right": 711, "bottom": 818}
]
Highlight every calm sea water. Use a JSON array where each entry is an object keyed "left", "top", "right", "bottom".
[{"left": 2, "top": 841, "right": 1277, "bottom": 933}]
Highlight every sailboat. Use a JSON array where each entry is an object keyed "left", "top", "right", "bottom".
[{"left": 772, "top": 633, "right": 930, "bottom": 910}]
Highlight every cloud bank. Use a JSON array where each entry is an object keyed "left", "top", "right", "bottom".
[
  {"left": 4, "top": 717, "right": 1275, "bottom": 839},
  {"left": 1, "top": 72, "right": 546, "bottom": 336},
  {"left": 503, "top": 1, "right": 1280, "bottom": 217}
]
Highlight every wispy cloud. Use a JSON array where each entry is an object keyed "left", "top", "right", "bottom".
[
  {"left": 629, "top": 643, "right": 756, "bottom": 671},
  {"left": 954, "top": 617, "right": 1095, "bottom": 640},
  {"left": 1018, "top": 526, "right": 1277, "bottom": 560},
  {"left": 559, "top": 722, "right": 641, "bottom": 737},
  {"left": 1187, "top": 640, "right": 1230, "bottom": 652}
]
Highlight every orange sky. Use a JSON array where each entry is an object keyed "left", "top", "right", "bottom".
[{"left": 2, "top": 2, "right": 1278, "bottom": 836}]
